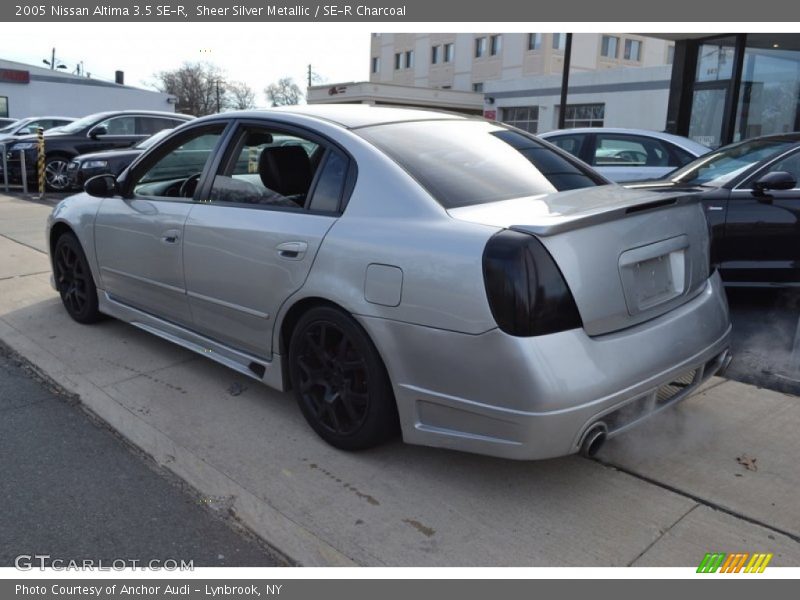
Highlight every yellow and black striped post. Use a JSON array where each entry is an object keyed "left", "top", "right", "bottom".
[{"left": 37, "top": 127, "right": 45, "bottom": 199}]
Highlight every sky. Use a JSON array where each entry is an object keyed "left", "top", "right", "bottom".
[{"left": 0, "top": 23, "right": 371, "bottom": 104}]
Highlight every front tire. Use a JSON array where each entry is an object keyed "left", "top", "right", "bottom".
[
  {"left": 53, "top": 233, "right": 101, "bottom": 324},
  {"left": 288, "top": 306, "right": 398, "bottom": 450}
]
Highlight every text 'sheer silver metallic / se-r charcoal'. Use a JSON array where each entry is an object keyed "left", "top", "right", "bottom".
[{"left": 46, "top": 105, "right": 732, "bottom": 460}]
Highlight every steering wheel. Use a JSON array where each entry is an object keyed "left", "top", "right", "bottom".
[{"left": 179, "top": 173, "right": 202, "bottom": 198}]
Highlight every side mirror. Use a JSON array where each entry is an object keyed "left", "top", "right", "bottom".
[
  {"left": 84, "top": 174, "right": 118, "bottom": 198},
  {"left": 753, "top": 171, "right": 796, "bottom": 195},
  {"left": 88, "top": 125, "right": 107, "bottom": 139}
]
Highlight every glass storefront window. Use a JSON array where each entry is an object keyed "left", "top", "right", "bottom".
[
  {"left": 735, "top": 34, "right": 800, "bottom": 141},
  {"left": 695, "top": 37, "right": 736, "bottom": 82}
]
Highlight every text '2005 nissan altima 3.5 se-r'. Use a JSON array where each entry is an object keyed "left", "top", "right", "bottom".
[{"left": 46, "top": 105, "right": 732, "bottom": 460}]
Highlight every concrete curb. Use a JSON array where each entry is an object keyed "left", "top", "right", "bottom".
[{"left": 0, "top": 318, "right": 357, "bottom": 567}]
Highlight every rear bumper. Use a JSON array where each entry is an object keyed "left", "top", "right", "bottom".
[{"left": 358, "top": 271, "right": 731, "bottom": 460}]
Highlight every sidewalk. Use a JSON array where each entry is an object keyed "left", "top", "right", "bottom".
[{"left": 1, "top": 192, "right": 798, "bottom": 567}]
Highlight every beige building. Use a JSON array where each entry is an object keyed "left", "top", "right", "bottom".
[{"left": 369, "top": 33, "right": 675, "bottom": 92}]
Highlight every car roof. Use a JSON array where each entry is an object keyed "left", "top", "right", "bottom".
[
  {"left": 201, "top": 104, "right": 470, "bottom": 129},
  {"left": 540, "top": 127, "right": 711, "bottom": 154},
  {"left": 93, "top": 110, "right": 194, "bottom": 119}
]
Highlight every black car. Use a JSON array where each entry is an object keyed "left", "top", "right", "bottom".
[
  {"left": 627, "top": 133, "right": 800, "bottom": 286},
  {"left": 5, "top": 110, "right": 193, "bottom": 191},
  {"left": 66, "top": 128, "right": 175, "bottom": 188}
]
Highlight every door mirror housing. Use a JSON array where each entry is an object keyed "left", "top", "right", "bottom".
[
  {"left": 84, "top": 174, "right": 118, "bottom": 198},
  {"left": 753, "top": 170, "right": 797, "bottom": 195},
  {"left": 88, "top": 125, "right": 107, "bottom": 139}
]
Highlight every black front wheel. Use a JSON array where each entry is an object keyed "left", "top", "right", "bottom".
[
  {"left": 288, "top": 306, "right": 398, "bottom": 450},
  {"left": 53, "top": 233, "right": 101, "bottom": 324}
]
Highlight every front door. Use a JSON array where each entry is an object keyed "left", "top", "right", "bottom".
[
  {"left": 94, "top": 124, "right": 227, "bottom": 325},
  {"left": 723, "top": 148, "right": 800, "bottom": 284}
]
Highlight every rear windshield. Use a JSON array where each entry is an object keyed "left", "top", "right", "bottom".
[{"left": 358, "top": 120, "right": 602, "bottom": 208}]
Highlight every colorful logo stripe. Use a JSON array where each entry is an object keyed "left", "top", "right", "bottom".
[{"left": 697, "top": 552, "right": 773, "bottom": 573}]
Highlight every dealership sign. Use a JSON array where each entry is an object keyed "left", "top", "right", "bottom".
[{"left": 0, "top": 69, "right": 30, "bottom": 84}]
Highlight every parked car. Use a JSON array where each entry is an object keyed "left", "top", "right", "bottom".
[
  {"left": 5, "top": 110, "right": 193, "bottom": 191},
  {"left": 0, "top": 116, "right": 75, "bottom": 183},
  {"left": 47, "top": 106, "right": 730, "bottom": 460},
  {"left": 67, "top": 128, "right": 175, "bottom": 188},
  {"left": 627, "top": 133, "right": 800, "bottom": 286},
  {"left": 539, "top": 127, "right": 710, "bottom": 182},
  {"left": 0, "top": 116, "right": 75, "bottom": 143}
]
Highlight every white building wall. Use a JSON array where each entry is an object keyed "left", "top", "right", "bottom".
[
  {"left": 1, "top": 80, "right": 175, "bottom": 118},
  {"left": 486, "top": 65, "right": 672, "bottom": 133},
  {"left": 0, "top": 59, "right": 175, "bottom": 119}
]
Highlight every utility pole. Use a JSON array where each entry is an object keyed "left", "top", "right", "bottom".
[
  {"left": 308, "top": 64, "right": 312, "bottom": 88},
  {"left": 50, "top": 48, "right": 55, "bottom": 70},
  {"left": 215, "top": 79, "right": 221, "bottom": 113}
]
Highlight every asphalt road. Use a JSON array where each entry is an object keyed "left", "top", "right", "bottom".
[
  {"left": 726, "top": 287, "right": 800, "bottom": 397},
  {"left": 0, "top": 343, "right": 281, "bottom": 568}
]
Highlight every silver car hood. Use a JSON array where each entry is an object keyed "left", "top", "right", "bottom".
[
  {"left": 447, "top": 185, "right": 701, "bottom": 236},
  {"left": 450, "top": 184, "right": 711, "bottom": 336}
]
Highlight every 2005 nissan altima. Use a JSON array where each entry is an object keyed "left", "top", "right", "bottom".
[{"left": 46, "top": 106, "right": 732, "bottom": 460}]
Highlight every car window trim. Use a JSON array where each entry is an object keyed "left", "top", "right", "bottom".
[
  {"left": 121, "top": 121, "right": 233, "bottom": 202},
  {"left": 201, "top": 118, "right": 356, "bottom": 215}
]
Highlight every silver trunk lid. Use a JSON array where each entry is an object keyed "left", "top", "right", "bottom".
[{"left": 448, "top": 186, "right": 710, "bottom": 336}]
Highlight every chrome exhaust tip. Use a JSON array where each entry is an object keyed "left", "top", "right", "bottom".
[
  {"left": 717, "top": 350, "right": 733, "bottom": 377},
  {"left": 579, "top": 423, "right": 608, "bottom": 458}
]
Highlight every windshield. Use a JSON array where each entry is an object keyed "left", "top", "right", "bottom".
[
  {"left": 57, "top": 113, "right": 112, "bottom": 134},
  {"left": 358, "top": 120, "right": 602, "bottom": 208},
  {"left": 134, "top": 128, "right": 174, "bottom": 150},
  {"left": 0, "top": 121, "right": 21, "bottom": 134},
  {"left": 669, "top": 138, "right": 797, "bottom": 187}
]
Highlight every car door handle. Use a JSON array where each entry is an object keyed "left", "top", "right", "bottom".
[
  {"left": 706, "top": 206, "right": 724, "bottom": 212},
  {"left": 160, "top": 229, "right": 181, "bottom": 244},
  {"left": 275, "top": 241, "right": 308, "bottom": 260}
]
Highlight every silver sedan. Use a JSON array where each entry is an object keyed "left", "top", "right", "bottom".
[{"left": 46, "top": 106, "right": 731, "bottom": 460}]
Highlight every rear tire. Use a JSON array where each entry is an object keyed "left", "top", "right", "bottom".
[
  {"left": 44, "top": 155, "right": 73, "bottom": 192},
  {"left": 288, "top": 306, "right": 398, "bottom": 450},
  {"left": 53, "top": 233, "right": 101, "bottom": 324}
]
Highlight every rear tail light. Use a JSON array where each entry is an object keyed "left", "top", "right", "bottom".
[{"left": 482, "top": 229, "right": 582, "bottom": 336}]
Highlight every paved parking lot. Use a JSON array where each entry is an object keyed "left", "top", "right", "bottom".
[{"left": 1, "top": 192, "right": 798, "bottom": 567}]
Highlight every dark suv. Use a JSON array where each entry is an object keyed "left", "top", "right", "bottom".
[{"left": 4, "top": 110, "right": 193, "bottom": 191}]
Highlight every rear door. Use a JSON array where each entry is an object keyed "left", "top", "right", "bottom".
[
  {"left": 182, "top": 121, "right": 352, "bottom": 358},
  {"left": 722, "top": 148, "right": 800, "bottom": 284},
  {"left": 94, "top": 123, "right": 228, "bottom": 326}
]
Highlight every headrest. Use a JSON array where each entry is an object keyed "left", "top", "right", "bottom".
[{"left": 259, "top": 146, "right": 312, "bottom": 196}]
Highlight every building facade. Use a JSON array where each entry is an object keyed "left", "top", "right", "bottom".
[
  {"left": 306, "top": 81, "right": 483, "bottom": 114},
  {"left": 0, "top": 58, "right": 177, "bottom": 119},
  {"left": 369, "top": 33, "right": 674, "bottom": 92},
  {"left": 485, "top": 65, "right": 672, "bottom": 134},
  {"left": 665, "top": 33, "right": 800, "bottom": 148}
]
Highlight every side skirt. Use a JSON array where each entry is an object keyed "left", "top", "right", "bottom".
[{"left": 97, "top": 291, "right": 286, "bottom": 392}]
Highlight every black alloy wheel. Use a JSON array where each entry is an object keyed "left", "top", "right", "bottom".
[
  {"left": 53, "top": 233, "right": 101, "bottom": 323},
  {"left": 289, "top": 306, "right": 398, "bottom": 450}
]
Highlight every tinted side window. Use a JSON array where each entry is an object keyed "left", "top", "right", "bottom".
[
  {"left": 132, "top": 125, "right": 225, "bottom": 198},
  {"left": 210, "top": 126, "right": 320, "bottom": 208},
  {"left": 138, "top": 116, "right": 181, "bottom": 135},
  {"left": 547, "top": 134, "right": 586, "bottom": 158},
  {"left": 309, "top": 150, "right": 348, "bottom": 212},
  {"left": 767, "top": 151, "right": 800, "bottom": 183},
  {"left": 98, "top": 116, "right": 136, "bottom": 135}
]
